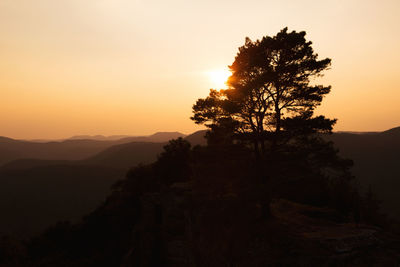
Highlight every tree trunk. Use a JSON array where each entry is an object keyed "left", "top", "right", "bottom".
[
  {"left": 272, "top": 106, "right": 281, "bottom": 152},
  {"left": 260, "top": 138, "right": 265, "bottom": 155},
  {"left": 253, "top": 139, "right": 260, "bottom": 158}
]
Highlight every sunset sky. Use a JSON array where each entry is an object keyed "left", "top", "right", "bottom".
[{"left": 1, "top": 0, "right": 399, "bottom": 139}]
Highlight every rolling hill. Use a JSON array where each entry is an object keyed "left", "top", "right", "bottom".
[
  {"left": 0, "top": 132, "right": 186, "bottom": 237},
  {"left": 0, "top": 131, "right": 203, "bottom": 172},
  {"left": 0, "top": 132, "right": 185, "bottom": 166},
  {"left": 0, "top": 164, "right": 125, "bottom": 238},
  {"left": 0, "top": 127, "right": 399, "bottom": 238},
  {"left": 0, "top": 141, "right": 163, "bottom": 237},
  {"left": 326, "top": 127, "right": 400, "bottom": 218}
]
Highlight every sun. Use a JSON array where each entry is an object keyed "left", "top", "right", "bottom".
[{"left": 207, "top": 69, "right": 231, "bottom": 88}]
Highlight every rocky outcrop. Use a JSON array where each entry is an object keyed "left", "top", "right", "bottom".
[
  {"left": 122, "top": 194, "right": 400, "bottom": 266},
  {"left": 122, "top": 182, "right": 195, "bottom": 266}
]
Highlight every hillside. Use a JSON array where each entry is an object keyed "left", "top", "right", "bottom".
[
  {"left": 326, "top": 127, "right": 400, "bottom": 218},
  {"left": 2, "top": 142, "right": 398, "bottom": 266},
  {"left": 184, "top": 130, "right": 207, "bottom": 146},
  {"left": 0, "top": 133, "right": 185, "bottom": 237},
  {"left": 0, "top": 127, "right": 399, "bottom": 239},
  {"left": 84, "top": 142, "right": 164, "bottom": 169},
  {"left": 67, "top": 135, "right": 132, "bottom": 141},
  {"left": 1, "top": 132, "right": 199, "bottom": 172},
  {"left": 0, "top": 132, "right": 185, "bottom": 166},
  {"left": 0, "top": 138, "right": 117, "bottom": 166},
  {"left": 0, "top": 142, "right": 165, "bottom": 237},
  {"left": 68, "top": 132, "right": 185, "bottom": 142},
  {"left": 0, "top": 164, "right": 125, "bottom": 238}
]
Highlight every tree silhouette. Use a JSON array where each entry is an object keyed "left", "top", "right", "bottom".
[
  {"left": 192, "top": 28, "right": 334, "bottom": 156},
  {"left": 155, "top": 137, "right": 192, "bottom": 185}
]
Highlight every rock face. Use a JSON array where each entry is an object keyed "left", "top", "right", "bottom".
[
  {"left": 270, "top": 199, "right": 400, "bottom": 266},
  {"left": 121, "top": 185, "right": 400, "bottom": 266},
  {"left": 122, "top": 182, "right": 195, "bottom": 266},
  {"left": 8, "top": 176, "right": 398, "bottom": 266}
]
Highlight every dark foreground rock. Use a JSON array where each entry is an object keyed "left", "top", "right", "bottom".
[{"left": 119, "top": 183, "right": 400, "bottom": 267}]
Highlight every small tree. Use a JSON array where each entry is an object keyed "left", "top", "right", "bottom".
[
  {"left": 155, "top": 138, "right": 192, "bottom": 185},
  {"left": 192, "top": 28, "right": 334, "bottom": 155}
]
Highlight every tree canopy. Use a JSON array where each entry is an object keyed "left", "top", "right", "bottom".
[{"left": 192, "top": 28, "right": 335, "bottom": 155}]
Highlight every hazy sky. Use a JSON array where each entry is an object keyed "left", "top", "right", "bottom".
[{"left": 1, "top": 0, "right": 399, "bottom": 139}]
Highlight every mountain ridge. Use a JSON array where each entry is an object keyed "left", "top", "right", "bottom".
[
  {"left": 0, "top": 127, "right": 398, "bottom": 237},
  {"left": 0, "top": 131, "right": 186, "bottom": 166}
]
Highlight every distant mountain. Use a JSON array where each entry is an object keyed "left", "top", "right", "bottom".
[
  {"left": 1, "top": 127, "right": 398, "bottom": 238},
  {"left": 117, "top": 132, "right": 186, "bottom": 143},
  {"left": 84, "top": 142, "right": 165, "bottom": 169},
  {"left": 147, "top": 131, "right": 186, "bottom": 142},
  {"left": 68, "top": 135, "right": 132, "bottom": 141},
  {"left": 68, "top": 132, "right": 185, "bottom": 142},
  {"left": 335, "top": 131, "right": 379, "bottom": 135},
  {"left": 0, "top": 138, "right": 23, "bottom": 166},
  {"left": 0, "top": 131, "right": 187, "bottom": 237},
  {"left": 0, "top": 136, "right": 18, "bottom": 143},
  {"left": 0, "top": 131, "right": 185, "bottom": 166},
  {"left": 185, "top": 130, "right": 207, "bottom": 146},
  {"left": 0, "top": 138, "right": 119, "bottom": 167},
  {"left": 0, "top": 164, "right": 125, "bottom": 238},
  {"left": 1, "top": 141, "right": 187, "bottom": 174},
  {"left": 327, "top": 126, "right": 400, "bottom": 218},
  {"left": 380, "top": 126, "right": 400, "bottom": 137},
  {"left": 1, "top": 132, "right": 195, "bottom": 172},
  {"left": 0, "top": 159, "right": 75, "bottom": 171},
  {"left": 0, "top": 143, "right": 164, "bottom": 237},
  {"left": 0, "top": 135, "right": 188, "bottom": 237}
]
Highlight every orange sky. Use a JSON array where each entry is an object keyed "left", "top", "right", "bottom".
[{"left": 1, "top": 0, "right": 399, "bottom": 139}]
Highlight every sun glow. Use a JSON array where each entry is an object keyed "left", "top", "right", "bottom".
[{"left": 207, "top": 69, "right": 231, "bottom": 89}]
